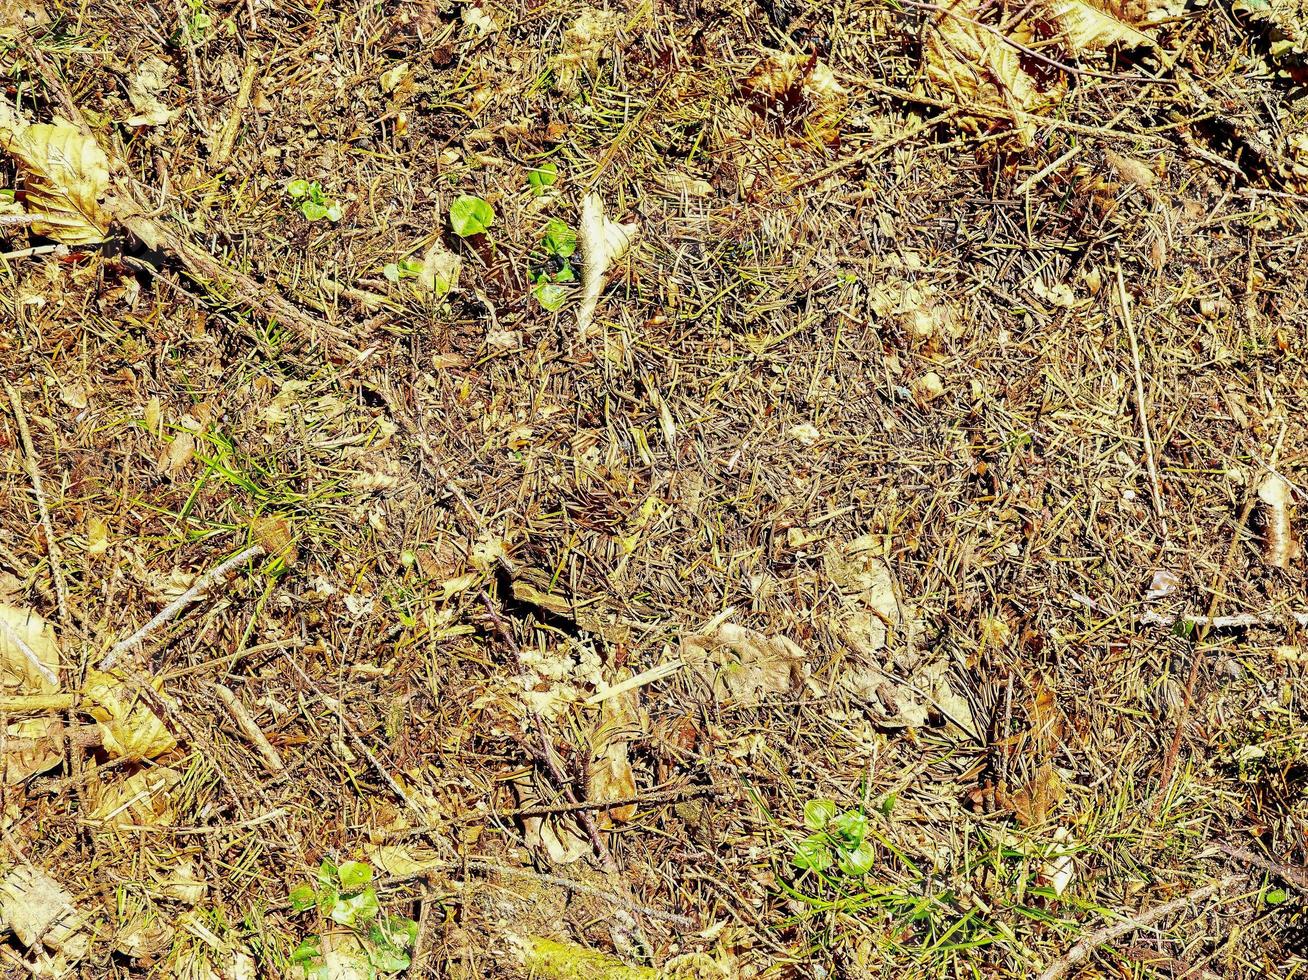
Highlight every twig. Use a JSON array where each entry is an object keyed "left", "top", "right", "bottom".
[
  {"left": 1117, "top": 269, "right": 1165, "bottom": 519},
  {"left": 210, "top": 682, "right": 285, "bottom": 773},
  {"left": 1212, "top": 843, "right": 1308, "bottom": 891},
  {"left": 1139, "top": 609, "right": 1308, "bottom": 630},
  {"left": 100, "top": 544, "right": 266, "bottom": 669},
  {"left": 446, "top": 784, "right": 723, "bottom": 826},
  {"left": 1035, "top": 874, "right": 1246, "bottom": 980},
  {"left": 4, "top": 381, "right": 70, "bottom": 625}
]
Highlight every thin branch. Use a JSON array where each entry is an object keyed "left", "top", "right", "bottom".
[
  {"left": 100, "top": 544, "right": 266, "bottom": 669},
  {"left": 1036, "top": 874, "right": 1246, "bottom": 980},
  {"left": 4, "top": 382, "right": 70, "bottom": 625}
]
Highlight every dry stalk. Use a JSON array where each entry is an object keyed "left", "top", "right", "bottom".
[
  {"left": 100, "top": 544, "right": 266, "bottom": 669},
  {"left": 4, "top": 381, "right": 70, "bottom": 626},
  {"left": 1035, "top": 873, "right": 1246, "bottom": 980},
  {"left": 1116, "top": 269, "right": 1165, "bottom": 520}
]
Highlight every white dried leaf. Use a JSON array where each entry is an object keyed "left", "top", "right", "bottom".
[
  {"left": 0, "top": 866, "right": 90, "bottom": 962},
  {"left": 577, "top": 192, "right": 638, "bottom": 336},
  {"left": 125, "top": 56, "right": 179, "bottom": 127},
  {"left": 0, "top": 603, "right": 61, "bottom": 692},
  {"left": 682, "top": 623, "right": 808, "bottom": 706}
]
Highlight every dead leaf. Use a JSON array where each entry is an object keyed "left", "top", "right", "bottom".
[
  {"left": 553, "top": 9, "right": 622, "bottom": 97},
  {"left": 587, "top": 679, "right": 640, "bottom": 826},
  {"left": 125, "top": 56, "right": 179, "bottom": 127},
  {"left": 1051, "top": 0, "right": 1154, "bottom": 53},
  {"left": 156, "top": 859, "right": 208, "bottom": 905},
  {"left": 0, "top": 603, "right": 61, "bottom": 693},
  {"left": 158, "top": 429, "right": 196, "bottom": 478},
  {"left": 682, "top": 623, "right": 808, "bottom": 706},
  {"left": 419, "top": 241, "right": 461, "bottom": 297},
  {"left": 0, "top": 866, "right": 91, "bottom": 963},
  {"left": 89, "top": 766, "right": 182, "bottom": 825},
  {"left": 0, "top": 103, "right": 113, "bottom": 245},
  {"left": 4, "top": 717, "right": 64, "bottom": 784},
  {"left": 577, "top": 192, "right": 638, "bottom": 337},
  {"left": 84, "top": 669, "right": 177, "bottom": 760},
  {"left": 85, "top": 516, "right": 110, "bottom": 557}
]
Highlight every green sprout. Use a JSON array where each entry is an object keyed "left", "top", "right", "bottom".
[
  {"left": 791, "top": 800, "right": 876, "bottom": 877},
  {"left": 382, "top": 259, "right": 424, "bottom": 283},
  {"left": 449, "top": 195, "right": 494, "bottom": 237},
  {"left": 286, "top": 180, "right": 343, "bottom": 222},
  {"left": 527, "top": 162, "right": 559, "bottom": 195},
  {"left": 530, "top": 217, "right": 577, "bottom": 311},
  {"left": 288, "top": 859, "right": 417, "bottom": 978}
]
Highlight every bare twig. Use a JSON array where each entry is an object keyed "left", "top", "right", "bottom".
[
  {"left": 1212, "top": 843, "right": 1308, "bottom": 891},
  {"left": 100, "top": 544, "right": 266, "bottom": 669},
  {"left": 210, "top": 682, "right": 285, "bottom": 773},
  {"left": 5, "top": 381, "right": 70, "bottom": 625},
  {"left": 1036, "top": 874, "right": 1246, "bottom": 980},
  {"left": 1138, "top": 609, "right": 1308, "bottom": 630},
  {"left": 1116, "top": 269, "right": 1165, "bottom": 519}
]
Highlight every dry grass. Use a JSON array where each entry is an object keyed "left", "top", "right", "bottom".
[{"left": 1, "top": 0, "right": 1306, "bottom": 977}]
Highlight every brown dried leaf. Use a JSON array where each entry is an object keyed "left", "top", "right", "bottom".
[
  {"left": 84, "top": 669, "right": 177, "bottom": 760},
  {"left": 4, "top": 717, "right": 64, "bottom": 784},
  {"left": 587, "top": 681, "right": 641, "bottom": 826},
  {"left": 682, "top": 623, "right": 808, "bottom": 706},
  {"left": 0, "top": 104, "right": 113, "bottom": 245},
  {"left": 1050, "top": 0, "right": 1154, "bottom": 52}
]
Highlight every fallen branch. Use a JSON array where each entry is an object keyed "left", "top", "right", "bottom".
[
  {"left": 100, "top": 544, "right": 266, "bottom": 669},
  {"left": 1137, "top": 609, "right": 1308, "bottom": 629},
  {"left": 1035, "top": 874, "right": 1246, "bottom": 980}
]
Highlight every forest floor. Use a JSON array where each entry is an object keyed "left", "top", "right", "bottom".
[{"left": 1, "top": 0, "right": 1307, "bottom": 977}]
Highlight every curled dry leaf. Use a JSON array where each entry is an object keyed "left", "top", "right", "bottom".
[
  {"left": 84, "top": 669, "right": 178, "bottom": 760},
  {"left": 552, "top": 9, "right": 622, "bottom": 97},
  {"left": 4, "top": 718, "right": 65, "bottom": 784},
  {"left": 587, "top": 679, "right": 641, "bottom": 826},
  {"left": 0, "top": 603, "right": 61, "bottom": 693},
  {"left": 125, "top": 56, "right": 179, "bottom": 127},
  {"left": 1257, "top": 472, "right": 1300, "bottom": 569},
  {"left": 682, "top": 623, "right": 808, "bottom": 706},
  {"left": 0, "top": 102, "right": 113, "bottom": 245},
  {"left": 577, "top": 192, "right": 638, "bottom": 337}
]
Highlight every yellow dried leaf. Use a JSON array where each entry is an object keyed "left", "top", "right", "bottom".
[
  {"left": 1049, "top": 0, "right": 1153, "bottom": 53},
  {"left": 89, "top": 766, "right": 182, "bottom": 826},
  {"left": 924, "top": 1, "right": 1060, "bottom": 142},
  {"left": 0, "top": 603, "right": 61, "bottom": 693},
  {"left": 0, "top": 105, "right": 112, "bottom": 245},
  {"left": 85, "top": 517, "right": 110, "bottom": 557},
  {"left": 0, "top": 866, "right": 91, "bottom": 962},
  {"left": 577, "top": 192, "right": 638, "bottom": 336},
  {"left": 84, "top": 669, "right": 177, "bottom": 760}
]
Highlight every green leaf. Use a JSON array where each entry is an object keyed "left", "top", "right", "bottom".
[
  {"left": 792, "top": 834, "right": 833, "bottom": 872},
  {"left": 828, "top": 810, "right": 867, "bottom": 849},
  {"left": 449, "top": 195, "right": 494, "bottom": 237},
  {"left": 337, "top": 860, "right": 373, "bottom": 893},
  {"left": 555, "top": 261, "right": 576, "bottom": 283},
  {"left": 287, "top": 179, "right": 310, "bottom": 199},
  {"left": 541, "top": 218, "right": 576, "bottom": 258},
  {"left": 804, "top": 799, "right": 837, "bottom": 830},
  {"left": 317, "top": 860, "right": 339, "bottom": 888},
  {"left": 325, "top": 202, "right": 343, "bottom": 222},
  {"left": 289, "top": 884, "right": 318, "bottom": 911},
  {"left": 528, "top": 162, "right": 558, "bottom": 194},
  {"left": 837, "top": 842, "right": 876, "bottom": 876},
  {"left": 329, "top": 886, "right": 381, "bottom": 927},
  {"left": 290, "top": 935, "right": 321, "bottom": 964},
  {"left": 368, "top": 945, "right": 411, "bottom": 973},
  {"left": 301, "top": 201, "right": 329, "bottom": 221},
  {"left": 1265, "top": 887, "right": 1288, "bottom": 906},
  {"left": 533, "top": 281, "right": 568, "bottom": 311},
  {"left": 878, "top": 793, "right": 897, "bottom": 818},
  {"left": 383, "top": 263, "right": 401, "bottom": 283}
]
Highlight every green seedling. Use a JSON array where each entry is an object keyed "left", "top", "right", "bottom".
[
  {"left": 529, "top": 217, "right": 577, "bottom": 311},
  {"left": 286, "top": 180, "right": 343, "bottom": 222},
  {"left": 288, "top": 859, "right": 417, "bottom": 978},
  {"left": 449, "top": 195, "right": 494, "bottom": 237},
  {"left": 382, "top": 259, "right": 424, "bottom": 283},
  {"left": 792, "top": 800, "right": 876, "bottom": 877},
  {"left": 179, "top": 0, "right": 212, "bottom": 41},
  {"left": 528, "top": 161, "right": 559, "bottom": 195}
]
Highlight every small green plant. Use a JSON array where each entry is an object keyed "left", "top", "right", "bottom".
[
  {"left": 449, "top": 195, "right": 494, "bottom": 237},
  {"left": 179, "top": 0, "right": 212, "bottom": 41},
  {"left": 288, "top": 859, "right": 417, "bottom": 978},
  {"left": 527, "top": 162, "right": 559, "bottom": 195},
  {"left": 529, "top": 217, "right": 577, "bottom": 311},
  {"left": 791, "top": 800, "right": 876, "bottom": 877},
  {"left": 286, "top": 180, "right": 343, "bottom": 222},
  {"left": 382, "top": 258, "right": 424, "bottom": 283}
]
